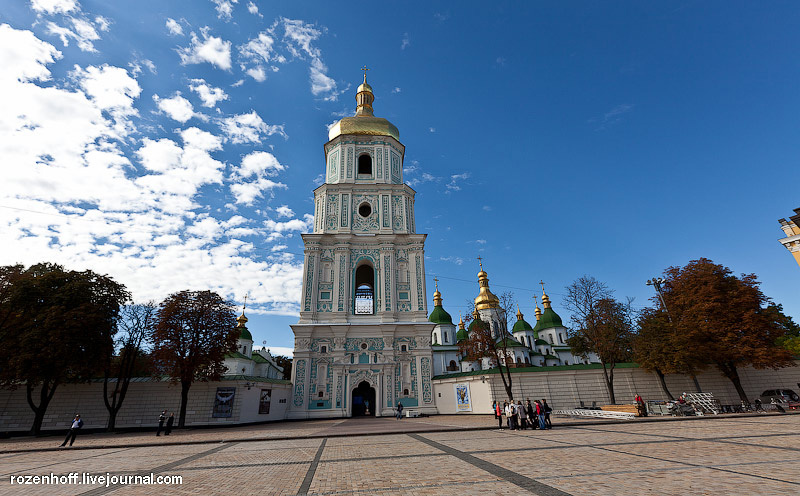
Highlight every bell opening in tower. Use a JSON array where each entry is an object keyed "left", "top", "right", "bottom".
[
  {"left": 354, "top": 264, "right": 375, "bottom": 315},
  {"left": 357, "top": 154, "right": 372, "bottom": 175}
]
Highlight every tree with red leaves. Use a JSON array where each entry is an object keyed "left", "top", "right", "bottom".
[{"left": 150, "top": 290, "right": 238, "bottom": 427}]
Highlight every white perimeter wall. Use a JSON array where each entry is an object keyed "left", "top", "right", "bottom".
[
  {"left": 0, "top": 380, "right": 291, "bottom": 433},
  {"left": 433, "top": 362, "right": 800, "bottom": 412}
]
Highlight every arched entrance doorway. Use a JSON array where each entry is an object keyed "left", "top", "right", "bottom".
[{"left": 351, "top": 381, "right": 376, "bottom": 417}]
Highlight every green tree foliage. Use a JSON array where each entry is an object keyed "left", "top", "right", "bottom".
[
  {"left": 563, "top": 276, "right": 633, "bottom": 404},
  {"left": 0, "top": 263, "right": 129, "bottom": 434},
  {"left": 658, "top": 258, "right": 795, "bottom": 403},
  {"left": 273, "top": 355, "right": 292, "bottom": 380},
  {"left": 150, "top": 290, "right": 238, "bottom": 427}
]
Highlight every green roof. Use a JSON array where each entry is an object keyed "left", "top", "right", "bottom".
[
  {"left": 251, "top": 353, "right": 269, "bottom": 364},
  {"left": 428, "top": 304, "right": 453, "bottom": 325},
  {"left": 237, "top": 326, "right": 253, "bottom": 341},
  {"left": 496, "top": 337, "right": 526, "bottom": 348},
  {"left": 512, "top": 317, "right": 534, "bottom": 332},
  {"left": 533, "top": 307, "right": 563, "bottom": 331},
  {"left": 535, "top": 339, "right": 550, "bottom": 346},
  {"left": 226, "top": 351, "right": 251, "bottom": 360},
  {"left": 456, "top": 328, "right": 468, "bottom": 341}
]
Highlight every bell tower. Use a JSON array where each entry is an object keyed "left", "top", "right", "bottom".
[{"left": 289, "top": 72, "right": 436, "bottom": 419}]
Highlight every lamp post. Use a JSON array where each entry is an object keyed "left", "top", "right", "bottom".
[{"left": 646, "top": 276, "right": 702, "bottom": 392}]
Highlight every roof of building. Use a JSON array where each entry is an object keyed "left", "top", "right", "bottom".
[
  {"left": 512, "top": 308, "right": 534, "bottom": 332},
  {"left": 428, "top": 286, "right": 453, "bottom": 325},
  {"left": 328, "top": 74, "right": 400, "bottom": 142},
  {"left": 496, "top": 336, "right": 527, "bottom": 348}
]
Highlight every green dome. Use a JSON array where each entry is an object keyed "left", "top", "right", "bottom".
[
  {"left": 237, "top": 326, "right": 252, "bottom": 341},
  {"left": 468, "top": 318, "right": 485, "bottom": 332},
  {"left": 428, "top": 305, "right": 453, "bottom": 325},
  {"left": 456, "top": 328, "right": 468, "bottom": 341},
  {"left": 533, "top": 308, "right": 563, "bottom": 331},
  {"left": 512, "top": 317, "right": 534, "bottom": 333}
]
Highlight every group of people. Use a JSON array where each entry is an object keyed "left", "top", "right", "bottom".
[
  {"left": 493, "top": 399, "right": 552, "bottom": 430},
  {"left": 156, "top": 410, "right": 175, "bottom": 436}
]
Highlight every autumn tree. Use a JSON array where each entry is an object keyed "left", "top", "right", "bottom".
[
  {"left": 103, "top": 302, "right": 155, "bottom": 431},
  {"left": 459, "top": 291, "right": 519, "bottom": 400},
  {"left": 273, "top": 355, "right": 292, "bottom": 380},
  {"left": 150, "top": 290, "right": 238, "bottom": 427},
  {"left": 563, "top": 276, "right": 633, "bottom": 404},
  {"left": 0, "top": 263, "right": 129, "bottom": 434},
  {"left": 633, "top": 308, "right": 684, "bottom": 400},
  {"left": 658, "top": 258, "right": 794, "bottom": 403}
]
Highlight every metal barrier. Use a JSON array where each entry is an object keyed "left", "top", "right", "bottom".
[{"left": 552, "top": 409, "right": 635, "bottom": 420}]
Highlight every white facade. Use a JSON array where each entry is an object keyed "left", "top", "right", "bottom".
[{"left": 289, "top": 78, "right": 437, "bottom": 418}]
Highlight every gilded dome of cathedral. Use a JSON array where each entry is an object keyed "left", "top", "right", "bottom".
[{"left": 328, "top": 72, "right": 400, "bottom": 142}]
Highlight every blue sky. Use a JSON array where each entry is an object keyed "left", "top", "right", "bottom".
[{"left": 2, "top": 1, "right": 798, "bottom": 357}]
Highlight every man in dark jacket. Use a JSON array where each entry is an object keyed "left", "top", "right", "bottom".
[
  {"left": 59, "top": 414, "right": 83, "bottom": 447},
  {"left": 156, "top": 410, "right": 166, "bottom": 436},
  {"left": 165, "top": 412, "right": 175, "bottom": 435}
]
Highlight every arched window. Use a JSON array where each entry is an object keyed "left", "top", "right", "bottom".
[
  {"left": 401, "top": 344, "right": 407, "bottom": 352},
  {"left": 320, "top": 345, "right": 327, "bottom": 354},
  {"left": 444, "top": 332, "right": 449, "bottom": 344},
  {"left": 524, "top": 356, "right": 530, "bottom": 365},
  {"left": 354, "top": 264, "right": 374, "bottom": 314},
  {"left": 358, "top": 154, "right": 372, "bottom": 175}
]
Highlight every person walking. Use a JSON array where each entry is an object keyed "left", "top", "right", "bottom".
[
  {"left": 495, "top": 402, "right": 503, "bottom": 429},
  {"left": 156, "top": 410, "right": 166, "bottom": 436},
  {"left": 526, "top": 399, "right": 537, "bottom": 430},
  {"left": 542, "top": 398, "right": 552, "bottom": 429},
  {"left": 165, "top": 412, "right": 175, "bottom": 435},
  {"left": 517, "top": 400, "right": 527, "bottom": 430},
  {"left": 396, "top": 401, "right": 404, "bottom": 420},
  {"left": 504, "top": 401, "right": 513, "bottom": 430},
  {"left": 536, "top": 400, "right": 546, "bottom": 430},
  {"left": 59, "top": 414, "right": 83, "bottom": 447}
]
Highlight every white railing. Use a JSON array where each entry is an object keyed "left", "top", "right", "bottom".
[{"left": 552, "top": 409, "right": 635, "bottom": 420}]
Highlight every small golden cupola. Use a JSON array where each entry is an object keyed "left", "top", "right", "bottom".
[
  {"left": 474, "top": 258, "right": 500, "bottom": 310},
  {"left": 533, "top": 295, "right": 542, "bottom": 321},
  {"left": 327, "top": 67, "right": 400, "bottom": 142}
]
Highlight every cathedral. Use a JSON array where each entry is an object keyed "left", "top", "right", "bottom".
[{"left": 287, "top": 73, "right": 598, "bottom": 419}]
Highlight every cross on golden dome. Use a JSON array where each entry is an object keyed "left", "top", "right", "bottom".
[{"left": 361, "top": 65, "right": 369, "bottom": 82}]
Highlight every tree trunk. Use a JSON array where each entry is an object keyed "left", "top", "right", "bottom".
[
  {"left": 654, "top": 368, "right": 674, "bottom": 400},
  {"left": 601, "top": 362, "right": 616, "bottom": 404},
  {"left": 717, "top": 361, "right": 749, "bottom": 404},
  {"left": 178, "top": 381, "right": 191, "bottom": 428},
  {"left": 26, "top": 380, "right": 58, "bottom": 436},
  {"left": 691, "top": 374, "right": 702, "bottom": 392}
]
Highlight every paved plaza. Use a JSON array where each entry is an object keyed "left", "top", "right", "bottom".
[{"left": 1, "top": 414, "right": 799, "bottom": 495}]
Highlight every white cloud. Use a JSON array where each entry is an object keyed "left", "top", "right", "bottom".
[
  {"left": 247, "top": 2, "right": 262, "bottom": 16},
  {"left": 401, "top": 32, "right": 410, "bottom": 50},
  {"left": 229, "top": 151, "right": 287, "bottom": 205},
  {"left": 94, "top": 16, "right": 110, "bottom": 32},
  {"left": 211, "top": 0, "right": 237, "bottom": 20},
  {"left": 429, "top": 127, "right": 436, "bottom": 133},
  {"left": 178, "top": 27, "right": 232, "bottom": 70},
  {"left": 0, "top": 25, "right": 305, "bottom": 316},
  {"left": 246, "top": 66, "right": 266, "bottom": 82},
  {"left": 153, "top": 92, "right": 195, "bottom": 123},
  {"left": 264, "top": 214, "right": 313, "bottom": 233},
  {"left": 280, "top": 18, "right": 339, "bottom": 100},
  {"left": 446, "top": 172, "right": 470, "bottom": 192},
  {"left": 392, "top": 87, "right": 401, "bottom": 93},
  {"left": 30, "top": 0, "right": 78, "bottom": 15},
  {"left": 165, "top": 18, "right": 183, "bottom": 36},
  {"left": 220, "top": 111, "right": 286, "bottom": 144},
  {"left": 189, "top": 78, "right": 228, "bottom": 107},
  {"left": 275, "top": 205, "right": 294, "bottom": 218},
  {"left": 46, "top": 17, "right": 101, "bottom": 52}
]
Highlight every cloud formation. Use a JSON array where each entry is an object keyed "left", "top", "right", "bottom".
[{"left": 178, "top": 27, "right": 232, "bottom": 70}]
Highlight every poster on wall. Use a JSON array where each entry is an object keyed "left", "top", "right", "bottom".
[
  {"left": 259, "top": 389, "right": 272, "bottom": 414},
  {"left": 212, "top": 387, "right": 236, "bottom": 418},
  {"left": 454, "top": 383, "right": 472, "bottom": 412}
]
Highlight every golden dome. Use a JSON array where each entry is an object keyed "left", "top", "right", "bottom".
[
  {"left": 474, "top": 261, "right": 500, "bottom": 310},
  {"left": 328, "top": 72, "right": 400, "bottom": 142}
]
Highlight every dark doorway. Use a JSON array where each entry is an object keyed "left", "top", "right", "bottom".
[{"left": 351, "top": 381, "right": 376, "bottom": 417}]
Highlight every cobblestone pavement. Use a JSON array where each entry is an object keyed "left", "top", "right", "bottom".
[{"left": 1, "top": 415, "right": 799, "bottom": 495}]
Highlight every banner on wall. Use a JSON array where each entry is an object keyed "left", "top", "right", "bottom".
[
  {"left": 212, "top": 387, "right": 236, "bottom": 418},
  {"left": 454, "top": 383, "right": 472, "bottom": 412}
]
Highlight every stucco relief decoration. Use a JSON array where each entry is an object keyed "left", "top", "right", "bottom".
[
  {"left": 345, "top": 337, "right": 385, "bottom": 351},
  {"left": 337, "top": 255, "right": 346, "bottom": 311},
  {"left": 326, "top": 194, "right": 338, "bottom": 230},
  {"left": 303, "top": 257, "right": 314, "bottom": 312},
  {"left": 377, "top": 145, "right": 383, "bottom": 178},
  {"left": 295, "top": 338, "right": 310, "bottom": 351},
  {"left": 382, "top": 196, "right": 390, "bottom": 228},
  {"left": 350, "top": 369, "right": 378, "bottom": 388},
  {"left": 384, "top": 255, "right": 392, "bottom": 311},
  {"left": 391, "top": 152, "right": 400, "bottom": 183},
  {"left": 335, "top": 375, "right": 343, "bottom": 408},
  {"left": 340, "top": 193, "right": 349, "bottom": 228},
  {"left": 421, "top": 357, "right": 432, "bottom": 403},
  {"left": 416, "top": 336, "right": 431, "bottom": 348},
  {"left": 391, "top": 196, "right": 404, "bottom": 230},
  {"left": 352, "top": 195, "right": 379, "bottom": 231},
  {"left": 333, "top": 337, "right": 346, "bottom": 350},
  {"left": 347, "top": 147, "right": 353, "bottom": 178},
  {"left": 293, "top": 359, "right": 306, "bottom": 407}
]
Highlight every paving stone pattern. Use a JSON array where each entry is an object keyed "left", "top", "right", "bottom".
[{"left": 1, "top": 415, "right": 799, "bottom": 495}]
